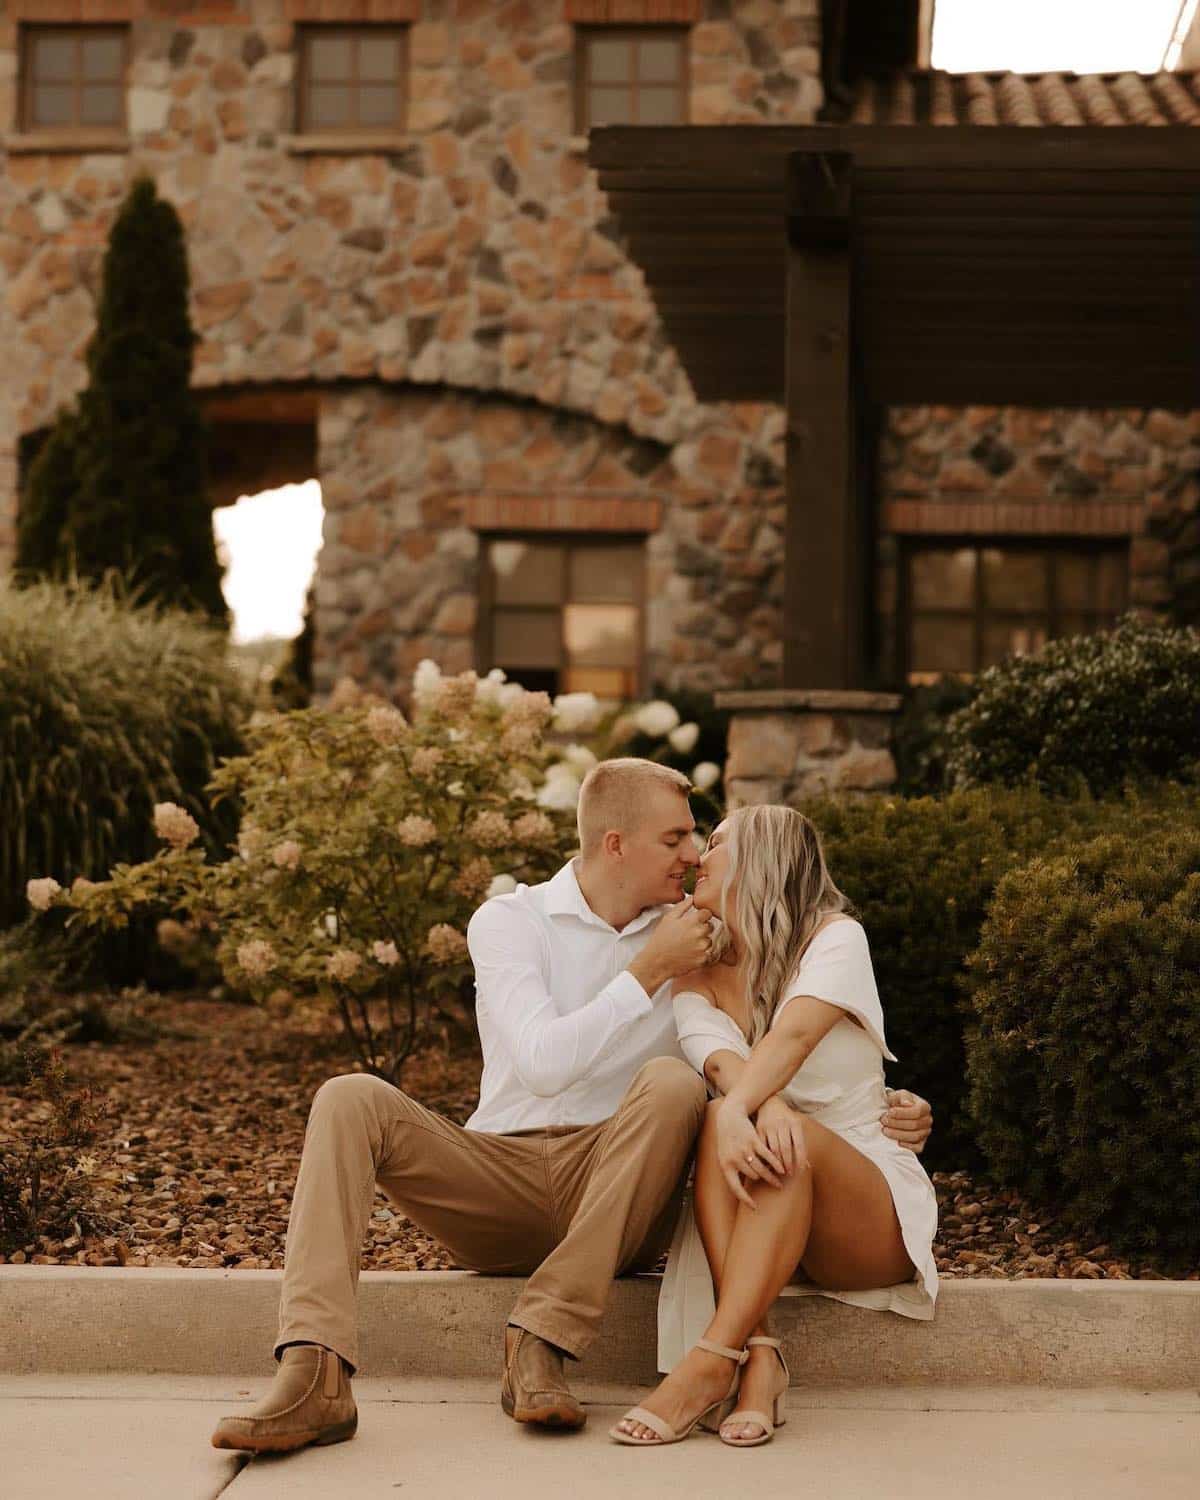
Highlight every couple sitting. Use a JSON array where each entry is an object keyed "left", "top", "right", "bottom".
[{"left": 211, "top": 759, "right": 937, "bottom": 1454}]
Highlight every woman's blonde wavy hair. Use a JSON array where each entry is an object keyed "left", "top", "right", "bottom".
[{"left": 707, "top": 805, "right": 850, "bottom": 1046}]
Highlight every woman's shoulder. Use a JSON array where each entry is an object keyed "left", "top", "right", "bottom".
[
  {"left": 802, "top": 914, "right": 866, "bottom": 958},
  {"left": 671, "top": 968, "right": 717, "bottom": 1003}
]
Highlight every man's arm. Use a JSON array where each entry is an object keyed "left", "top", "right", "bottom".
[
  {"left": 467, "top": 902, "right": 653, "bottom": 1098},
  {"left": 467, "top": 895, "right": 712, "bottom": 1098}
]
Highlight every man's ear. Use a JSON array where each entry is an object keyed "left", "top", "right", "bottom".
[{"left": 602, "top": 828, "right": 624, "bottom": 859}]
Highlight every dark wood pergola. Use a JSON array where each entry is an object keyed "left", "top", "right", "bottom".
[{"left": 589, "top": 125, "right": 1200, "bottom": 689}]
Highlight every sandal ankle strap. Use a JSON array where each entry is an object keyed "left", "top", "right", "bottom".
[
  {"left": 696, "top": 1337, "right": 749, "bottom": 1365},
  {"left": 747, "top": 1336, "right": 782, "bottom": 1349}
]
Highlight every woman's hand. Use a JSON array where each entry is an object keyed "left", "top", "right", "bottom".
[
  {"left": 755, "top": 1095, "right": 809, "bottom": 1177},
  {"left": 714, "top": 1096, "right": 785, "bottom": 1209}
]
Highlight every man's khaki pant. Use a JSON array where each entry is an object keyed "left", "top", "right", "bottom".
[{"left": 275, "top": 1056, "right": 707, "bottom": 1374}]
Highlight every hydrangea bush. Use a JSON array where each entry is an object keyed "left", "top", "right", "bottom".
[{"left": 31, "top": 665, "right": 577, "bottom": 1083}]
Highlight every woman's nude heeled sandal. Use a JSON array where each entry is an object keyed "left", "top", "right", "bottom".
[
  {"left": 608, "top": 1338, "right": 749, "bottom": 1447},
  {"left": 717, "top": 1335, "right": 789, "bottom": 1448}
]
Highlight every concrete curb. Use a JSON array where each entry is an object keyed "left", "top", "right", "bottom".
[{"left": 6, "top": 1268, "right": 1200, "bottom": 1388}]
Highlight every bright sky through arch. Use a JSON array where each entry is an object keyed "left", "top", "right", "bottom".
[
  {"left": 213, "top": 480, "right": 324, "bottom": 645},
  {"left": 931, "top": 0, "right": 1191, "bottom": 75}
]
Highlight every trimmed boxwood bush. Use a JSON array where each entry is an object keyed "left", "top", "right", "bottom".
[
  {"left": 806, "top": 785, "right": 1196, "bottom": 1166},
  {"left": 965, "top": 826, "right": 1200, "bottom": 1256},
  {"left": 0, "top": 579, "right": 248, "bottom": 947},
  {"left": 943, "top": 616, "right": 1200, "bottom": 796}
]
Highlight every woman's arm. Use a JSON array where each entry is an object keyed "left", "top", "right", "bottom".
[{"left": 723, "top": 994, "right": 846, "bottom": 1119}]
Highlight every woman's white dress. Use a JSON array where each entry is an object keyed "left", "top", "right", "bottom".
[{"left": 657, "top": 917, "right": 939, "bottom": 1373}]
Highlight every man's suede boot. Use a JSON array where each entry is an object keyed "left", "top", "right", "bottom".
[
  {"left": 211, "top": 1344, "right": 357, "bottom": 1453},
  {"left": 500, "top": 1324, "right": 586, "bottom": 1430}
]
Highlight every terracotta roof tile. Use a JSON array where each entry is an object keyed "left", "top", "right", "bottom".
[{"left": 844, "top": 69, "right": 1200, "bottom": 127}]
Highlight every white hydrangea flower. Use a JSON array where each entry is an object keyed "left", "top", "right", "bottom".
[
  {"left": 691, "top": 761, "right": 721, "bottom": 792},
  {"left": 26, "top": 877, "right": 62, "bottom": 912},
  {"left": 668, "top": 721, "right": 700, "bottom": 755},
  {"left": 372, "top": 940, "right": 400, "bottom": 967},
  {"left": 474, "top": 667, "right": 508, "bottom": 708},
  {"left": 237, "top": 938, "right": 277, "bottom": 978},
  {"left": 397, "top": 815, "right": 438, "bottom": 847},
  {"left": 634, "top": 700, "right": 680, "bottom": 738},
  {"left": 412, "top": 658, "right": 443, "bottom": 709},
  {"left": 537, "top": 771, "right": 582, "bottom": 811},
  {"left": 153, "top": 801, "right": 200, "bottom": 850},
  {"left": 487, "top": 873, "right": 518, "bottom": 898},
  {"left": 366, "top": 704, "right": 407, "bottom": 745},
  {"left": 496, "top": 681, "right": 527, "bottom": 711},
  {"left": 326, "top": 948, "right": 362, "bottom": 982},
  {"left": 561, "top": 743, "right": 598, "bottom": 774},
  {"left": 552, "top": 691, "right": 602, "bottom": 734},
  {"left": 272, "top": 840, "right": 302, "bottom": 871},
  {"left": 425, "top": 923, "right": 468, "bottom": 964}
]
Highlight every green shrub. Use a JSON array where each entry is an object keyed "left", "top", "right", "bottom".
[
  {"left": 943, "top": 616, "right": 1200, "bottom": 796},
  {"left": 892, "top": 676, "right": 977, "bottom": 795},
  {"left": 806, "top": 785, "right": 1196, "bottom": 1166},
  {"left": 965, "top": 826, "right": 1200, "bottom": 1255},
  {"left": 0, "top": 1043, "right": 121, "bottom": 1256},
  {"left": 0, "top": 579, "right": 248, "bottom": 939}
]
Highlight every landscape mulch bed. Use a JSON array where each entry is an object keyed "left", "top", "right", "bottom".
[{"left": 0, "top": 993, "right": 1191, "bottom": 1281}]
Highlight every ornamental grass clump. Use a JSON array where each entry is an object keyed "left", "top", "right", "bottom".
[
  {"left": 942, "top": 616, "right": 1200, "bottom": 796},
  {"left": 0, "top": 579, "right": 248, "bottom": 941},
  {"left": 965, "top": 826, "right": 1200, "bottom": 1257},
  {"left": 34, "top": 665, "right": 576, "bottom": 1083}
]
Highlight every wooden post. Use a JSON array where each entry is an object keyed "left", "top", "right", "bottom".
[{"left": 783, "top": 148, "right": 866, "bottom": 690}]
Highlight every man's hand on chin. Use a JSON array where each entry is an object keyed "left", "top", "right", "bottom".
[{"left": 880, "top": 1089, "right": 933, "bottom": 1155}]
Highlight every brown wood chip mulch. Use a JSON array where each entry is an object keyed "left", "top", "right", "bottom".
[{"left": 0, "top": 994, "right": 1193, "bottom": 1281}]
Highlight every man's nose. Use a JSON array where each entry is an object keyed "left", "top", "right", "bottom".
[{"left": 681, "top": 843, "right": 701, "bottom": 866}]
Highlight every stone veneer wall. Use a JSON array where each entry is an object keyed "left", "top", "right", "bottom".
[
  {"left": 0, "top": 0, "right": 821, "bottom": 696},
  {"left": 877, "top": 404, "right": 1200, "bottom": 673},
  {"left": 316, "top": 383, "right": 788, "bottom": 695}
]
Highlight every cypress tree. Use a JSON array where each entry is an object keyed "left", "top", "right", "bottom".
[
  {"left": 16, "top": 176, "right": 228, "bottom": 623},
  {"left": 15, "top": 409, "right": 84, "bottom": 580}
]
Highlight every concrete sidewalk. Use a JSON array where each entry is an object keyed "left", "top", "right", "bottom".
[{"left": 6, "top": 1376, "right": 1199, "bottom": 1500}]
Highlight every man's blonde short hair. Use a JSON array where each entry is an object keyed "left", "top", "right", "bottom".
[{"left": 576, "top": 757, "right": 692, "bottom": 856}]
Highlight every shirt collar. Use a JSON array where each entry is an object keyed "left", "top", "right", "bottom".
[{"left": 544, "top": 858, "right": 670, "bottom": 937}]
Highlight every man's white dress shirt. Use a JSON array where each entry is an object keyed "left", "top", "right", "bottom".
[{"left": 464, "top": 859, "right": 683, "bottom": 1134}]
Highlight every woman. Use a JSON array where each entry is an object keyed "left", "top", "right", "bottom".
[{"left": 611, "top": 805, "right": 938, "bottom": 1448}]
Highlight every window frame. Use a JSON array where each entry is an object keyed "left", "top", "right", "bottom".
[
  {"left": 19, "top": 22, "right": 129, "bottom": 136},
  {"left": 477, "top": 532, "right": 648, "bottom": 700},
  {"left": 295, "top": 23, "right": 409, "bottom": 137},
  {"left": 898, "top": 537, "right": 1130, "bottom": 683},
  {"left": 573, "top": 24, "right": 690, "bottom": 132}
]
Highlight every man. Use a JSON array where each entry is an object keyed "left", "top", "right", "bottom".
[{"left": 211, "top": 759, "right": 931, "bottom": 1452}]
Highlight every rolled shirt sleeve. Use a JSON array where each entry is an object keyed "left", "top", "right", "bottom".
[{"left": 467, "top": 899, "right": 654, "bottom": 1098}]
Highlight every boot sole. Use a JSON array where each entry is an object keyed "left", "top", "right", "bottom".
[
  {"left": 501, "top": 1389, "right": 586, "bottom": 1430},
  {"left": 212, "top": 1415, "right": 358, "bottom": 1453}
]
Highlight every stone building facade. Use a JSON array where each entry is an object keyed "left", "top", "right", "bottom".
[{"left": 1, "top": 1, "right": 1196, "bottom": 705}]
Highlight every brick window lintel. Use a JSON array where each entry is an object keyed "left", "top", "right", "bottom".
[
  {"left": 883, "top": 499, "right": 1145, "bottom": 537},
  {"left": 465, "top": 494, "right": 661, "bottom": 534},
  {"left": 565, "top": 1, "right": 701, "bottom": 23},
  {"left": 285, "top": 0, "right": 420, "bottom": 20}
]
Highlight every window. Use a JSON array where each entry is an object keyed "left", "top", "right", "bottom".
[
  {"left": 21, "top": 25, "right": 127, "bottom": 132},
  {"left": 297, "top": 26, "right": 407, "bottom": 133},
  {"left": 576, "top": 27, "right": 688, "bottom": 129},
  {"left": 483, "top": 538, "right": 644, "bottom": 699},
  {"left": 904, "top": 542, "right": 1128, "bottom": 683}
]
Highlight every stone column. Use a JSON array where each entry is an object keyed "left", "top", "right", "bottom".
[{"left": 716, "top": 689, "right": 901, "bottom": 808}]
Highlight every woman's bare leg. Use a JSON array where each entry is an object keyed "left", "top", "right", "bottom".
[{"left": 616, "top": 1109, "right": 914, "bottom": 1443}]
